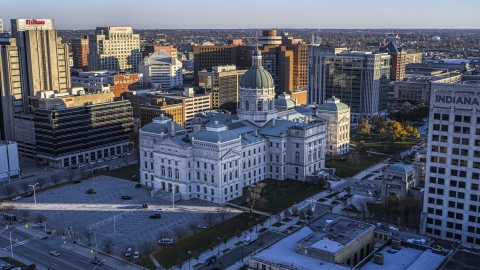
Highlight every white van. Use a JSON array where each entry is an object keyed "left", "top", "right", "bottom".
[{"left": 125, "top": 247, "right": 132, "bottom": 257}]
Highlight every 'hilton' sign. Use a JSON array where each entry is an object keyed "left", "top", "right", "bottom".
[{"left": 25, "top": 19, "right": 45, "bottom": 25}]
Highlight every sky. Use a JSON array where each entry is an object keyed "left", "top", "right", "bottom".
[{"left": 1, "top": 0, "right": 479, "bottom": 30}]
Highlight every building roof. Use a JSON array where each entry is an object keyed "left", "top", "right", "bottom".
[
  {"left": 141, "top": 121, "right": 184, "bottom": 135},
  {"left": 418, "top": 148, "right": 427, "bottom": 154},
  {"left": 251, "top": 227, "right": 349, "bottom": 270},
  {"left": 361, "top": 247, "right": 445, "bottom": 270},
  {"left": 275, "top": 93, "right": 298, "bottom": 107},
  {"left": 379, "top": 42, "right": 403, "bottom": 53},
  {"left": 386, "top": 163, "right": 413, "bottom": 173},
  {"left": 317, "top": 96, "right": 349, "bottom": 111},
  {"left": 240, "top": 66, "right": 274, "bottom": 89},
  {"left": 193, "top": 125, "right": 239, "bottom": 143}
]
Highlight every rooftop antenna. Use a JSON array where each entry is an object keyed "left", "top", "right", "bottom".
[{"left": 255, "top": 31, "right": 258, "bottom": 50}]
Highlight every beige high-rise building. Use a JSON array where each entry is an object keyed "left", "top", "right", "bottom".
[
  {"left": 10, "top": 19, "right": 71, "bottom": 112},
  {"left": 88, "top": 27, "right": 142, "bottom": 73}
]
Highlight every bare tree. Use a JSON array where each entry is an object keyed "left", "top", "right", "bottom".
[
  {"left": 298, "top": 210, "right": 305, "bottom": 220},
  {"left": 19, "top": 209, "right": 31, "bottom": 222},
  {"left": 82, "top": 228, "right": 93, "bottom": 246},
  {"left": 246, "top": 183, "right": 267, "bottom": 213},
  {"left": 102, "top": 237, "right": 114, "bottom": 254},
  {"left": 139, "top": 240, "right": 156, "bottom": 257},
  {"left": 20, "top": 182, "right": 31, "bottom": 193},
  {"left": 172, "top": 225, "right": 188, "bottom": 243},
  {"left": 37, "top": 178, "right": 46, "bottom": 189},
  {"left": 34, "top": 213, "right": 48, "bottom": 223},
  {"left": 235, "top": 228, "right": 242, "bottom": 243},
  {"left": 291, "top": 204, "right": 299, "bottom": 215},
  {"left": 201, "top": 212, "right": 218, "bottom": 228},
  {"left": 66, "top": 170, "right": 76, "bottom": 182},
  {"left": 157, "top": 231, "right": 170, "bottom": 251},
  {"left": 1, "top": 186, "right": 15, "bottom": 197},
  {"left": 355, "top": 197, "right": 369, "bottom": 220},
  {"left": 187, "top": 220, "right": 199, "bottom": 236},
  {"left": 4, "top": 203, "right": 16, "bottom": 214},
  {"left": 215, "top": 206, "right": 232, "bottom": 224},
  {"left": 50, "top": 174, "right": 61, "bottom": 185}
]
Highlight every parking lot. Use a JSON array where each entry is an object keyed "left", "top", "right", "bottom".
[{"left": 11, "top": 176, "right": 234, "bottom": 258}]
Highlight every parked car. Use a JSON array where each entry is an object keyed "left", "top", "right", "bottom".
[
  {"left": 79, "top": 164, "right": 87, "bottom": 168},
  {"left": 153, "top": 208, "right": 163, "bottom": 212},
  {"left": 12, "top": 196, "right": 21, "bottom": 201},
  {"left": 24, "top": 192, "right": 33, "bottom": 197},
  {"left": 125, "top": 248, "right": 132, "bottom": 257},
  {"left": 150, "top": 214, "right": 161, "bottom": 219},
  {"left": 158, "top": 238, "right": 173, "bottom": 245},
  {"left": 135, "top": 183, "right": 141, "bottom": 188},
  {"left": 86, "top": 189, "right": 96, "bottom": 194},
  {"left": 49, "top": 251, "right": 60, "bottom": 257},
  {"left": 133, "top": 251, "right": 139, "bottom": 259},
  {"left": 97, "top": 159, "right": 104, "bottom": 163},
  {"left": 142, "top": 204, "right": 149, "bottom": 209},
  {"left": 72, "top": 180, "right": 81, "bottom": 184},
  {"left": 203, "top": 256, "right": 216, "bottom": 266},
  {"left": 121, "top": 195, "right": 132, "bottom": 200},
  {"left": 197, "top": 225, "right": 207, "bottom": 229},
  {"left": 89, "top": 161, "right": 96, "bottom": 165}
]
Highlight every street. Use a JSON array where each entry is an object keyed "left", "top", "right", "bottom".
[
  {"left": 196, "top": 231, "right": 282, "bottom": 270},
  {"left": 0, "top": 229, "right": 109, "bottom": 270}
]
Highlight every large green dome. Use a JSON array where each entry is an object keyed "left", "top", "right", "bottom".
[{"left": 240, "top": 67, "right": 274, "bottom": 89}]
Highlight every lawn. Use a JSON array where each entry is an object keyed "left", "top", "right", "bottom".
[
  {"left": 136, "top": 212, "right": 267, "bottom": 269},
  {"left": 229, "top": 179, "right": 324, "bottom": 214},
  {"left": 100, "top": 163, "right": 140, "bottom": 181},
  {"left": 326, "top": 153, "right": 386, "bottom": 178},
  {"left": 363, "top": 141, "right": 418, "bottom": 154}
]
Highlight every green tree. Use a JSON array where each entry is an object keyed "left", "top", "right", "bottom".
[
  {"left": 379, "top": 120, "right": 408, "bottom": 144},
  {"left": 370, "top": 116, "right": 386, "bottom": 133},
  {"left": 403, "top": 121, "right": 420, "bottom": 138},
  {"left": 356, "top": 140, "right": 366, "bottom": 153},
  {"left": 357, "top": 119, "right": 371, "bottom": 141}
]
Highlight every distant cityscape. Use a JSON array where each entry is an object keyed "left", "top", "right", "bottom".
[{"left": 0, "top": 17, "right": 479, "bottom": 270}]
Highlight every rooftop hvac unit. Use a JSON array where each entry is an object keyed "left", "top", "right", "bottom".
[
  {"left": 391, "top": 239, "right": 401, "bottom": 250},
  {"left": 374, "top": 253, "right": 384, "bottom": 265}
]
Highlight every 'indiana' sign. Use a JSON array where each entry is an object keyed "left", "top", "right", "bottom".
[{"left": 436, "top": 95, "right": 480, "bottom": 105}]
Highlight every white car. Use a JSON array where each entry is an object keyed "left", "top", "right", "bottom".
[
  {"left": 79, "top": 164, "right": 86, "bottom": 168},
  {"left": 49, "top": 251, "right": 60, "bottom": 257},
  {"left": 97, "top": 159, "right": 104, "bottom": 163},
  {"left": 12, "top": 196, "right": 22, "bottom": 201},
  {"left": 133, "top": 251, "right": 139, "bottom": 259},
  {"left": 197, "top": 224, "right": 207, "bottom": 229},
  {"left": 153, "top": 208, "right": 164, "bottom": 212},
  {"left": 89, "top": 161, "right": 96, "bottom": 165}
]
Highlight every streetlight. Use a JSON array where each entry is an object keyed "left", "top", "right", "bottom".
[
  {"left": 8, "top": 227, "right": 21, "bottom": 259},
  {"left": 217, "top": 237, "right": 220, "bottom": 255},
  {"left": 28, "top": 183, "right": 39, "bottom": 207},
  {"left": 240, "top": 244, "right": 244, "bottom": 262},
  {"left": 255, "top": 218, "right": 258, "bottom": 233},
  {"left": 93, "top": 259, "right": 105, "bottom": 269},
  {"left": 188, "top": 251, "right": 191, "bottom": 269}
]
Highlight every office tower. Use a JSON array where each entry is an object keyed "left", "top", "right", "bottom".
[
  {"left": 87, "top": 26, "right": 142, "bottom": 73},
  {"left": 0, "top": 19, "right": 3, "bottom": 33},
  {"left": 0, "top": 34, "right": 22, "bottom": 141},
  {"left": 193, "top": 30, "right": 308, "bottom": 102},
  {"left": 138, "top": 50, "right": 183, "bottom": 90},
  {"left": 10, "top": 19, "right": 71, "bottom": 111},
  {"left": 421, "top": 82, "right": 480, "bottom": 246},
  {"left": 307, "top": 45, "right": 390, "bottom": 122},
  {"left": 71, "top": 36, "right": 89, "bottom": 70},
  {"left": 379, "top": 42, "right": 406, "bottom": 81},
  {"left": 198, "top": 65, "right": 246, "bottom": 112},
  {"left": 33, "top": 91, "right": 132, "bottom": 169}
]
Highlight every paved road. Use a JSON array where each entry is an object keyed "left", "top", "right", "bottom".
[
  {"left": 0, "top": 229, "right": 109, "bottom": 270},
  {"left": 196, "top": 231, "right": 282, "bottom": 270}
]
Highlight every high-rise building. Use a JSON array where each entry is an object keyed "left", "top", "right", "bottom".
[
  {"left": 0, "top": 19, "right": 3, "bottom": 33},
  {"left": 139, "top": 50, "right": 183, "bottom": 90},
  {"left": 198, "top": 65, "right": 246, "bottom": 112},
  {"left": 10, "top": 19, "right": 71, "bottom": 111},
  {"left": 307, "top": 45, "right": 390, "bottom": 122},
  {"left": 71, "top": 36, "right": 89, "bottom": 70},
  {"left": 379, "top": 42, "right": 406, "bottom": 81},
  {"left": 87, "top": 26, "right": 141, "bottom": 73},
  {"left": 0, "top": 34, "right": 22, "bottom": 141},
  {"left": 421, "top": 82, "right": 480, "bottom": 247},
  {"left": 32, "top": 91, "right": 133, "bottom": 169}
]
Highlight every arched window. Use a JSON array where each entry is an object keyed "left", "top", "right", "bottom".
[
  {"left": 168, "top": 167, "right": 172, "bottom": 178},
  {"left": 245, "top": 100, "right": 249, "bottom": 111},
  {"left": 204, "top": 173, "right": 207, "bottom": 181},
  {"left": 257, "top": 101, "right": 262, "bottom": 111},
  {"left": 295, "top": 152, "right": 300, "bottom": 163},
  {"left": 175, "top": 169, "right": 179, "bottom": 179},
  {"left": 161, "top": 166, "right": 165, "bottom": 176}
]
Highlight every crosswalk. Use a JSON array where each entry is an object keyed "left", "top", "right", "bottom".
[{"left": 2, "top": 237, "right": 37, "bottom": 250}]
